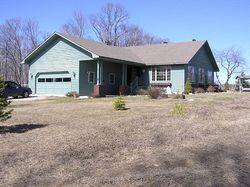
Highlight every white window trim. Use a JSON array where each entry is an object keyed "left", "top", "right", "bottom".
[
  {"left": 188, "top": 66, "right": 195, "bottom": 83},
  {"left": 87, "top": 71, "right": 95, "bottom": 84},
  {"left": 198, "top": 68, "right": 205, "bottom": 83},
  {"left": 207, "top": 70, "right": 213, "bottom": 84},
  {"left": 167, "top": 66, "right": 171, "bottom": 81},
  {"left": 109, "top": 73, "right": 115, "bottom": 85},
  {"left": 151, "top": 66, "right": 171, "bottom": 83}
]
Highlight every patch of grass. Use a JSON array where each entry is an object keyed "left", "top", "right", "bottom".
[
  {"left": 171, "top": 102, "right": 187, "bottom": 115},
  {"left": 1, "top": 92, "right": 250, "bottom": 186}
]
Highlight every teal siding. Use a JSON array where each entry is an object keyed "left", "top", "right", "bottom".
[
  {"left": 103, "top": 61, "right": 122, "bottom": 95},
  {"left": 79, "top": 60, "right": 123, "bottom": 95},
  {"left": 147, "top": 65, "right": 185, "bottom": 93},
  {"left": 79, "top": 60, "right": 96, "bottom": 96},
  {"left": 171, "top": 65, "right": 185, "bottom": 93},
  {"left": 186, "top": 46, "right": 215, "bottom": 85},
  {"left": 28, "top": 37, "right": 92, "bottom": 94},
  {"left": 140, "top": 67, "right": 150, "bottom": 88}
]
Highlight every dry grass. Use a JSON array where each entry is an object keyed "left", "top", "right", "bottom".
[{"left": 1, "top": 93, "right": 250, "bottom": 186}]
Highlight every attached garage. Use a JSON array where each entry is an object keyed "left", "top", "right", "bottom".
[{"left": 36, "top": 72, "right": 72, "bottom": 95}]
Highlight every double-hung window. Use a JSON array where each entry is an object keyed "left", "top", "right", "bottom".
[
  {"left": 198, "top": 68, "right": 205, "bottom": 83},
  {"left": 109, "top": 73, "right": 115, "bottom": 84},
  {"left": 188, "top": 66, "right": 195, "bottom": 82},
  {"left": 152, "top": 66, "right": 171, "bottom": 82},
  {"left": 88, "top": 72, "right": 95, "bottom": 83},
  {"left": 207, "top": 70, "right": 213, "bottom": 84}
]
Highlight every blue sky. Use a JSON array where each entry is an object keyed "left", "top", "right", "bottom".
[{"left": 1, "top": 0, "right": 250, "bottom": 82}]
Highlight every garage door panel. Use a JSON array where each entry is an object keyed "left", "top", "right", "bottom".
[{"left": 36, "top": 73, "right": 72, "bottom": 95}]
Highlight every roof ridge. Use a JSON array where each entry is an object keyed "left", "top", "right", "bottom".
[{"left": 124, "top": 40, "right": 207, "bottom": 49}]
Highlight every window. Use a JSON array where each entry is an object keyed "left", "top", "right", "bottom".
[
  {"left": 207, "top": 70, "right": 213, "bottom": 84},
  {"left": 63, "top": 77, "right": 71, "bottom": 82},
  {"left": 88, "top": 72, "right": 95, "bottom": 83},
  {"left": 109, "top": 73, "right": 115, "bottom": 84},
  {"left": 156, "top": 66, "right": 166, "bottom": 81},
  {"left": 188, "top": 66, "right": 195, "bottom": 82},
  {"left": 46, "top": 78, "right": 53, "bottom": 82},
  {"left": 55, "top": 78, "right": 62, "bottom": 82},
  {"left": 8, "top": 82, "right": 19, "bottom": 88},
  {"left": 167, "top": 66, "right": 171, "bottom": 81},
  {"left": 38, "top": 78, "right": 45, "bottom": 82},
  {"left": 152, "top": 67, "right": 156, "bottom": 81},
  {"left": 151, "top": 66, "right": 171, "bottom": 81},
  {"left": 198, "top": 68, "right": 205, "bottom": 83}
]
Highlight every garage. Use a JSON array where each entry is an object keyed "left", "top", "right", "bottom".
[{"left": 36, "top": 72, "right": 72, "bottom": 95}]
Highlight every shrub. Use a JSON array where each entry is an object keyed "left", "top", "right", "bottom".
[
  {"left": 0, "top": 76, "right": 12, "bottom": 122},
  {"left": 207, "top": 85, "right": 215, "bottom": 92},
  {"left": 173, "top": 92, "right": 181, "bottom": 99},
  {"left": 171, "top": 103, "right": 187, "bottom": 116},
  {"left": 66, "top": 91, "right": 79, "bottom": 98},
  {"left": 148, "top": 87, "right": 161, "bottom": 99},
  {"left": 224, "top": 82, "right": 230, "bottom": 91},
  {"left": 195, "top": 87, "right": 205, "bottom": 94},
  {"left": 136, "top": 88, "right": 148, "bottom": 95},
  {"left": 113, "top": 96, "right": 126, "bottom": 110},
  {"left": 184, "top": 80, "right": 192, "bottom": 94}
]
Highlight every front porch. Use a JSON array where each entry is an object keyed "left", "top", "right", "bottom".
[{"left": 79, "top": 59, "right": 145, "bottom": 96}]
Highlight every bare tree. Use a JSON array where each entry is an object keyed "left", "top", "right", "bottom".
[
  {"left": 0, "top": 18, "right": 43, "bottom": 85},
  {"left": 120, "top": 24, "right": 167, "bottom": 47},
  {"left": 90, "top": 3, "right": 129, "bottom": 46},
  {"left": 120, "top": 25, "right": 144, "bottom": 46},
  {"left": 215, "top": 47, "right": 246, "bottom": 87},
  {"left": 62, "top": 10, "right": 88, "bottom": 38}
]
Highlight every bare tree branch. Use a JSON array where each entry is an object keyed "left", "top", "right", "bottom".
[
  {"left": 0, "top": 18, "right": 43, "bottom": 84},
  {"left": 62, "top": 10, "right": 87, "bottom": 38},
  {"left": 215, "top": 47, "right": 246, "bottom": 86},
  {"left": 90, "top": 3, "right": 129, "bottom": 46}
]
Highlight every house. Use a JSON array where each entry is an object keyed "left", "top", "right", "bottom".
[
  {"left": 236, "top": 75, "right": 250, "bottom": 92},
  {"left": 22, "top": 32, "right": 219, "bottom": 96}
]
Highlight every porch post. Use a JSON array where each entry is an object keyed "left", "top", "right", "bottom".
[
  {"left": 122, "top": 63, "right": 127, "bottom": 86},
  {"left": 94, "top": 59, "right": 105, "bottom": 97},
  {"left": 96, "top": 59, "right": 103, "bottom": 85}
]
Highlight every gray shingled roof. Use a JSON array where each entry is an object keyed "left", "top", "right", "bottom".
[
  {"left": 59, "top": 32, "right": 206, "bottom": 66},
  {"left": 58, "top": 33, "right": 142, "bottom": 64},
  {"left": 23, "top": 32, "right": 216, "bottom": 69},
  {"left": 125, "top": 41, "right": 207, "bottom": 65}
]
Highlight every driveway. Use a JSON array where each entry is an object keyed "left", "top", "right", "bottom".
[{"left": 8, "top": 94, "right": 64, "bottom": 102}]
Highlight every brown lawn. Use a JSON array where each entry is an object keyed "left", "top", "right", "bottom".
[{"left": 0, "top": 93, "right": 250, "bottom": 186}]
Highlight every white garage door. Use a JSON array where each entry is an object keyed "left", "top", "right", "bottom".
[{"left": 36, "top": 73, "right": 72, "bottom": 95}]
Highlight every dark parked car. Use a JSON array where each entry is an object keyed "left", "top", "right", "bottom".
[{"left": 3, "top": 81, "right": 32, "bottom": 98}]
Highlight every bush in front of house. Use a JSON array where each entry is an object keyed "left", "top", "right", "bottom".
[
  {"left": 171, "top": 102, "right": 187, "bottom": 116},
  {"left": 148, "top": 87, "right": 161, "bottom": 99},
  {"left": 207, "top": 85, "right": 216, "bottom": 92},
  {"left": 195, "top": 87, "right": 205, "bottom": 94},
  {"left": 66, "top": 91, "right": 79, "bottom": 98},
  {"left": 113, "top": 96, "right": 126, "bottom": 110},
  {"left": 0, "top": 76, "right": 12, "bottom": 122},
  {"left": 184, "top": 80, "right": 193, "bottom": 94},
  {"left": 136, "top": 88, "right": 148, "bottom": 95}
]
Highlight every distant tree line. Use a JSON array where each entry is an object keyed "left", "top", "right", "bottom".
[
  {"left": 0, "top": 2, "right": 246, "bottom": 86},
  {"left": 0, "top": 3, "right": 167, "bottom": 85}
]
